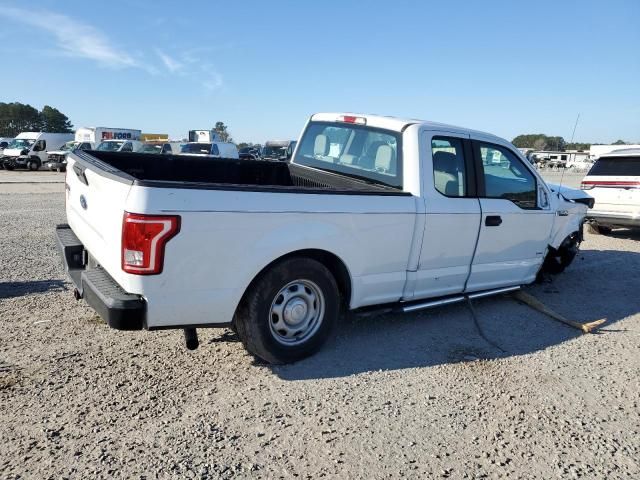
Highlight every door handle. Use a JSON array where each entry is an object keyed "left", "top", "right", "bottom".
[{"left": 485, "top": 215, "right": 502, "bottom": 227}]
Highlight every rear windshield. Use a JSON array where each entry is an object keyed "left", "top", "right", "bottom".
[
  {"left": 181, "top": 143, "right": 212, "bottom": 154},
  {"left": 588, "top": 157, "right": 640, "bottom": 176},
  {"left": 293, "top": 121, "right": 402, "bottom": 188},
  {"left": 96, "top": 141, "right": 124, "bottom": 151}
]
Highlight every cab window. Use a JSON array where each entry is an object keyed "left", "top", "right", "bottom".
[
  {"left": 431, "top": 137, "right": 467, "bottom": 197},
  {"left": 211, "top": 144, "right": 220, "bottom": 156},
  {"left": 120, "top": 142, "right": 133, "bottom": 152},
  {"left": 33, "top": 139, "right": 46, "bottom": 151},
  {"left": 476, "top": 142, "right": 537, "bottom": 209}
]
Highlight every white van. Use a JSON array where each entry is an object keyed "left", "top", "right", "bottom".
[
  {"left": 582, "top": 149, "right": 640, "bottom": 233},
  {"left": 2, "top": 132, "right": 74, "bottom": 170},
  {"left": 179, "top": 142, "right": 239, "bottom": 159},
  {"left": 95, "top": 139, "right": 144, "bottom": 153}
]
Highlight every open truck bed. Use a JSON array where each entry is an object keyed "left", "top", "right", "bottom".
[{"left": 74, "top": 150, "right": 406, "bottom": 195}]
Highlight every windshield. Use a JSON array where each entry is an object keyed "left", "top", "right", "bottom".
[
  {"left": 588, "top": 157, "right": 640, "bottom": 176},
  {"left": 61, "top": 141, "right": 80, "bottom": 151},
  {"left": 96, "top": 141, "right": 125, "bottom": 151},
  {"left": 8, "top": 138, "right": 35, "bottom": 149},
  {"left": 181, "top": 143, "right": 212, "bottom": 154},
  {"left": 139, "top": 144, "right": 163, "bottom": 154},
  {"left": 263, "top": 146, "right": 287, "bottom": 157},
  {"left": 293, "top": 121, "right": 402, "bottom": 188}
]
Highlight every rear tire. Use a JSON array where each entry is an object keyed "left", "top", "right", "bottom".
[{"left": 234, "top": 257, "right": 340, "bottom": 364}]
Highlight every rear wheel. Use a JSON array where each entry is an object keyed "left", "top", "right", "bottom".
[{"left": 234, "top": 257, "right": 340, "bottom": 364}]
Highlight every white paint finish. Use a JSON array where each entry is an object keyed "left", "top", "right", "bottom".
[
  {"left": 62, "top": 112, "right": 591, "bottom": 330},
  {"left": 411, "top": 129, "right": 482, "bottom": 299},
  {"left": 466, "top": 199, "right": 554, "bottom": 291}
]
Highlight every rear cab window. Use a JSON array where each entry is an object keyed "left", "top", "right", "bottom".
[{"left": 293, "top": 121, "right": 402, "bottom": 189}]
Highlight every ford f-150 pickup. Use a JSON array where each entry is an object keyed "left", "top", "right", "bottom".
[{"left": 56, "top": 113, "right": 594, "bottom": 363}]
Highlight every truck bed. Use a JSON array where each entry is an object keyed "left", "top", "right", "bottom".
[{"left": 74, "top": 151, "right": 406, "bottom": 195}]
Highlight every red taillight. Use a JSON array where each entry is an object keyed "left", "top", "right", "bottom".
[
  {"left": 338, "top": 115, "right": 367, "bottom": 125},
  {"left": 580, "top": 182, "right": 594, "bottom": 190},
  {"left": 121, "top": 212, "right": 180, "bottom": 275}
]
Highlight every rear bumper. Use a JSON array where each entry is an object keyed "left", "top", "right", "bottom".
[
  {"left": 587, "top": 212, "right": 640, "bottom": 228},
  {"left": 56, "top": 224, "right": 146, "bottom": 330}
]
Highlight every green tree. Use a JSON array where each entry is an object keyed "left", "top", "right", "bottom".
[
  {"left": 612, "top": 139, "right": 627, "bottom": 145},
  {"left": 0, "top": 102, "right": 43, "bottom": 137},
  {"left": 40, "top": 105, "right": 73, "bottom": 133},
  {"left": 213, "top": 121, "right": 232, "bottom": 142},
  {"left": 512, "top": 133, "right": 565, "bottom": 151}
]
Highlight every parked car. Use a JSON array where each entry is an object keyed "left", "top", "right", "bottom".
[
  {"left": 95, "top": 139, "right": 144, "bottom": 153},
  {"left": 138, "top": 142, "right": 184, "bottom": 155},
  {"left": 44, "top": 140, "right": 93, "bottom": 172},
  {"left": 0, "top": 137, "right": 13, "bottom": 167},
  {"left": 238, "top": 146, "right": 262, "bottom": 160},
  {"left": 179, "top": 142, "right": 239, "bottom": 159},
  {"left": 56, "top": 112, "right": 592, "bottom": 364},
  {"left": 262, "top": 140, "right": 297, "bottom": 161},
  {"left": 0, "top": 137, "right": 12, "bottom": 152},
  {"left": 582, "top": 148, "right": 640, "bottom": 233},
  {"left": 2, "top": 132, "right": 74, "bottom": 170}
]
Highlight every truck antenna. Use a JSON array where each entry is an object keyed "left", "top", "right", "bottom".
[{"left": 558, "top": 113, "right": 580, "bottom": 194}]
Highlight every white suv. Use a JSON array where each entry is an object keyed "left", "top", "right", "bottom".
[{"left": 582, "top": 149, "right": 640, "bottom": 233}]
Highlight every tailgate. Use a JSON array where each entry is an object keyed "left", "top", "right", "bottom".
[
  {"left": 584, "top": 175, "right": 640, "bottom": 213},
  {"left": 65, "top": 152, "right": 133, "bottom": 286}
]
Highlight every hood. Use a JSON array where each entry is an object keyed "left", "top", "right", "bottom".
[
  {"left": 547, "top": 183, "right": 594, "bottom": 209},
  {"left": 2, "top": 148, "right": 26, "bottom": 157}
]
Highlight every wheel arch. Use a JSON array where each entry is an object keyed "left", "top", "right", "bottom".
[{"left": 234, "top": 248, "right": 353, "bottom": 318}]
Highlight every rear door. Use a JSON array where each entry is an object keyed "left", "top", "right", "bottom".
[
  {"left": 411, "top": 131, "right": 482, "bottom": 299},
  {"left": 466, "top": 140, "right": 554, "bottom": 291},
  {"left": 583, "top": 156, "right": 640, "bottom": 215},
  {"left": 65, "top": 153, "right": 133, "bottom": 282}
]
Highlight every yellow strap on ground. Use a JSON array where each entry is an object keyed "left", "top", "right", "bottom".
[{"left": 511, "top": 290, "right": 606, "bottom": 333}]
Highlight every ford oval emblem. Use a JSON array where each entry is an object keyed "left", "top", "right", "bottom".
[{"left": 79, "top": 194, "right": 87, "bottom": 210}]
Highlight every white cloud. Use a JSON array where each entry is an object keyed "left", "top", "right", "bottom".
[
  {"left": 0, "top": 5, "right": 137, "bottom": 69},
  {"left": 155, "top": 49, "right": 183, "bottom": 74}
]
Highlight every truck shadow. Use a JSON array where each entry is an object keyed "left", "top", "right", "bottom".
[
  {"left": 272, "top": 248, "right": 640, "bottom": 380},
  {"left": 0, "top": 280, "right": 67, "bottom": 300}
]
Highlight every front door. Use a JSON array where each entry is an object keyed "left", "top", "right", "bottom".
[{"left": 466, "top": 141, "right": 554, "bottom": 291}]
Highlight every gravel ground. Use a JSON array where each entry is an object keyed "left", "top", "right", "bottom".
[{"left": 1, "top": 172, "right": 639, "bottom": 479}]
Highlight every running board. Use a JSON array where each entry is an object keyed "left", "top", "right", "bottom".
[{"left": 400, "top": 286, "right": 521, "bottom": 313}]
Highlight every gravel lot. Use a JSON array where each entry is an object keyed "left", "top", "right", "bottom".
[{"left": 1, "top": 170, "right": 639, "bottom": 479}]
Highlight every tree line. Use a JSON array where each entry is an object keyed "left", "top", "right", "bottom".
[
  {"left": 0, "top": 102, "right": 73, "bottom": 137},
  {"left": 512, "top": 133, "right": 630, "bottom": 151}
]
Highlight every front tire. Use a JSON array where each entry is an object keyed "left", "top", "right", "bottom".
[
  {"left": 541, "top": 233, "right": 580, "bottom": 275},
  {"left": 234, "top": 257, "right": 340, "bottom": 364}
]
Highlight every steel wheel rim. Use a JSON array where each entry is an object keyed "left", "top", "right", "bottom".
[{"left": 268, "top": 279, "right": 325, "bottom": 346}]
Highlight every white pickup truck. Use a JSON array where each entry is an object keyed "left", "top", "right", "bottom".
[{"left": 57, "top": 113, "right": 593, "bottom": 363}]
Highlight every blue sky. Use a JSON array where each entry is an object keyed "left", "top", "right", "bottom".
[{"left": 0, "top": 0, "right": 638, "bottom": 143}]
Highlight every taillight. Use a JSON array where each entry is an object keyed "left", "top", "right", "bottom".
[
  {"left": 580, "top": 182, "right": 594, "bottom": 190},
  {"left": 338, "top": 115, "right": 367, "bottom": 125},
  {"left": 121, "top": 212, "right": 180, "bottom": 275}
]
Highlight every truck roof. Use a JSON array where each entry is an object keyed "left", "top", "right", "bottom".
[{"left": 310, "top": 112, "right": 505, "bottom": 143}]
